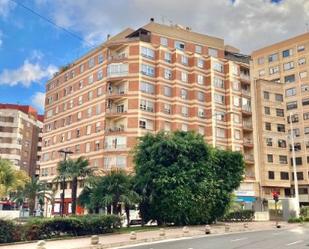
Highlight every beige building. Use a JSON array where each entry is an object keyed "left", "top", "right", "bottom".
[
  {"left": 0, "top": 104, "right": 43, "bottom": 177},
  {"left": 40, "top": 20, "right": 258, "bottom": 214},
  {"left": 252, "top": 33, "right": 309, "bottom": 205}
]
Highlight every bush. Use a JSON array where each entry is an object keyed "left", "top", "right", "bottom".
[
  {"left": 222, "top": 210, "right": 254, "bottom": 222},
  {"left": 288, "top": 217, "right": 303, "bottom": 223},
  {"left": 0, "top": 214, "right": 121, "bottom": 243},
  {"left": 300, "top": 207, "right": 309, "bottom": 218},
  {"left": 0, "top": 219, "right": 22, "bottom": 243}
]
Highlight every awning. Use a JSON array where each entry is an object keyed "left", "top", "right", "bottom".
[{"left": 236, "top": 196, "right": 256, "bottom": 203}]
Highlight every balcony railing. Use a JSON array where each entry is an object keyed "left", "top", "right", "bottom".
[
  {"left": 107, "top": 88, "right": 127, "bottom": 98},
  {"left": 240, "top": 73, "right": 250, "bottom": 82},
  {"left": 105, "top": 126, "right": 125, "bottom": 133},
  {"left": 242, "top": 105, "right": 252, "bottom": 113},
  {"left": 105, "top": 108, "right": 127, "bottom": 116},
  {"left": 244, "top": 138, "right": 253, "bottom": 146},
  {"left": 243, "top": 121, "right": 253, "bottom": 130},
  {"left": 104, "top": 144, "right": 126, "bottom": 151},
  {"left": 244, "top": 154, "right": 254, "bottom": 162},
  {"left": 107, "top": 53, "right": 128, "bottom": 62},
  {"left": 241, "top": 89, "right": 251, "bottom": 96}
]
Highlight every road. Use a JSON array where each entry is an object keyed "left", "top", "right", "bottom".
[{"left": 116, "top": 226, "right": 309, "bottom": 249}]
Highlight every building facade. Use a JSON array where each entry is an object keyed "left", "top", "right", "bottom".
[
  {"left": 251, "top": 33, "right": 309, "bottom": 205},
  {"left": 0, "top": 104, "right": 43, "bottom": 177},
  {"left": 40, "top": 20, "right": 259, "bottom": 214}
]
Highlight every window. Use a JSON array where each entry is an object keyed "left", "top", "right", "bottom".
[
  {"left": 277, "top": 124, "right": 285, "bottom": 132},
  {"left": 164, "top": 103, "right": 171, "bottom": 114},
  {"left": 141, "top": 64, "right": 155, "bottom": 77},
  {"left": 141, "top": 46, "right": 155, "bottom": 59},
  {"left": 278, "top": 139, "right": 286, "bottom": 148},
  {"left": 213, "top": 62, "right": 224, "bottom": 72},
  {"left": 297, "top": 45, "right": 305, "bottom": 52},
  {"left": 291, "top": 157, "right": 303, "bottom": 165},
  {"left": 85, "top": 142, "right": 91, "bottom": 152},
  {"left": 266, "top": 138, "right": 272, "bottom": 146},
  {"left": 282, "top": 49, "right": 293, "bottom": 58},
  {"left": 175, "top": 41, "right": 185, "bottom": 50},
  {"left": 139, "top": 119, "right": 154, "bottom": 130},
  {"left": 164, "top": 68, "right": 172, "bottom": 80},
  {"left": 198, "top": 108, "right": 205, "bottom": 118},
  {"left": 181, "top": 106, "right": 188, "bottom": 116},
  {"left": 289, "top": 128, "right": 300, "bottom": 137},
  {"left": 197, "top": 58, "right": 204, "bottom": 68},
  {"left": 181, "top": 72, "right": 188, "bottom": 82},
  {"left": 97, "top": 87, "right": 103, "bottom": 96},
  {"left": 299, "top": 188, "right": 308, "bottom": 195},
  {"left": 264, "top": 107, "right": 270, "bottom": 115},
  {"left": 198, "top": 126, "right": 205, "bottom": 135},
  {"left": 280, "top": 172, "right": 289, "bottom": 180},
  {"left": 286, "top": 88, "right": 296, "bottom": 97},
  {"left": 265, "top": 122, "right": 271, "bottom": 131},
  {"left": 279, "top": 155, "right": 288, "bottom": 164},
  {"left": 96, "top": 104, "right": 101, "bottom": 115},
  {"left": 140, "top": 81, "right": 155, "bottom": 94},
  {"left": 213, "top": 77, "right": 224, "bottom": 88},
  {"left": 164, "top": 86, "right": 172, "bottom": 97},
  {"left": 287, "top": 114, "right": 299, "bottom": 123},
  {"left": 268, "top": 53, "right": 278, "bottom": 62},
  {"left": 95, "top": 122, "right": 101, "bottom": 132},
  {"left": 181, "top": 124, "right": 188, "bottom": 132},
  {"left": 140, "top": 99, "right": 154, "bottom": 112},
  {"left": 234, "top": 130, "right": 241, "bottom": 140},
  {"left": 284, "top": 74, "right": 295, "bottom": 83},
  {"left": 302, "top": 84, "right": 309, "bottom": 92},
  {"left": 181, "top": 55, "right": 188, "bottom": 65},
  {"left": 214, "top": 94, "right": 224, "bottom": 104},
  {"left": 164, "top": 122, "right": 171, "bottom": 131},
  {"left": 197, "top": 75, "right": 204, "bottom": 85},
  {"left": 287, "top": 101, "right": 297, "bottom": 110},
  {"left": 195, "top": 45, "right": 202, "bottom": 54},
  {"left": 304, "top": 113, "right": 309, "bottom": 120},
  {"left": 233, "top": 96, "right": 240, "bottom": 107},
  {"left": 97, "top": 69, "right": 103, "bottom": 80},
  {"left": 296, "top": 172, "right": 304, "bottom": 180},
  {"left": 298, "top": 57, "right": 306, "bottom": 65},
  {"left": 233, "top": 114, "right": 240, "bottom": 123},
  {"left": 305, "top": 127, "right": 309, "bottom": 134},
  {"left": 208, "top": 48, "right": 218, "bottom": 57},
  {"left": 269, "top": 65, "right": 279, "bottom": 75},
  {"left": 283, "top": 61, "right": 294, "bottom": 71},
  {"left": 88, "top": 57, "right": 95, "bottom": 68},
  {"left": 259, "top": 69, "right": 265, "bottom": 77},
  {"left": 216, "top": 128, "right": 226, "bottom": 138},
  {"left": 275, "top": 94, "right": 283, "bottom": 102},
  {"left": 79, "top": 64, "right": 84, "bottom": 73},
  {"left": 232, "top": 81, "right": 240, "bottom": 90},
  {"left": 98, "top": 53, "right": 103, "bottom": 64},
  {"left": 257, "top": 57, "right": 264, "bottom": 65},
  {"left": 164, "top": 52, "right": 172, "bottom": 63},
  {"left": 268, "top": 171, "right": 275, "bottom": 179},
  {"left": 88, "top": 91, "right": 93, "bottom": 101},
  {"left": 86, "top": 125, "right": 91, "bottom": 135},
  {"left": 267, "top": 154, "right": 273, "bottom": 163},
  {"left": 88, "top": 74, "right": 94, "bottom": 84},
  {"left": 107, "top": 63, "right": 128, "bottom": 77},
  {"left": 299, "top": 71, "right": 307, "bottom": 79},
  {"left": 197, "top": 91, "right": 205, "bottom": 102},
  {"left": 78, "top": 96, "right": 83, "bottom": 105},
  {"left": 160, "top": 37, "right": 168, "bottom": 46},
  {"left": 95, "top": 141, "right": 100, "bottom": 151},
  {"left": 302, "top": 98, "right": 309, "bottom": 106},
  {"left": 263, "top": 91, "right": 270, "bottom": 100}
]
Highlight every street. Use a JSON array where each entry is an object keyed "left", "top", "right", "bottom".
[{"left": 116, "top": 226, "right": 309, "bottom": 249}]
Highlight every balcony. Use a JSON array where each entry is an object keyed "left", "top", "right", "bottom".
[
  {"left": 243, "top": 121, "right": 253, "bottom": 131},
  {"left": 241, "top": 89, "right": 251, "bottom": 97},
  {"left": 244, "top": 154, "right": 254, "bottom": 164},
  {"left": 107, "top": 63, "right": 128, "bottom": 78},
  {"left": 242, "top": 105, "right": 252, "bottom": 115},
  {"left": 243, "top": 138, "right": 254, "bottom": 148},
  {"left": 105, "top": 126, "right": 125, "bottom": 134},
  {"left": 107, "top": 53, "right": 128, "bottom": 63},
  {"left": 107, "top": 88, "right": 127, "bottom": 100},
  {"left": 240, "top": 73, "right": 250, "bottom": 82},
  {"left": 104, "top": 144, "right": 126, "bottom": 151},
  {"left": 105, "top": 108, "right": 127, "bottom": 118}
]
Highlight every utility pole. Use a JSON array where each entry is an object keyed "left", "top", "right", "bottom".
[
  {"left": 289, "top": 113, "right": 300, "bottom": 218},
  {"left": 58, "top": 149, "right": 73, "bottom": 217}
]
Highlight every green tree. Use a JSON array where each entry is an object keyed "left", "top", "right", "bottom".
[
  {"left": 13, "top": 177, "right": 52, "bottom": 216},
  {"left": 56, "top": 157, "right": 92, "bottom": 215},
  {"left": 0, "top": 159, "right": 28, "bottom": 198},
  {"left": 133, "top": 131, "right": 244, "bottom": 225}
]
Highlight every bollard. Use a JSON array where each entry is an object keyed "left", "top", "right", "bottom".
[
  {"left": 159, "top": 228, "right": 166, "bottom": 237},
  {"left": 90, "top": 235, "right": 100, "bottom": 245},
  {"left": 130, "top": 231, "right": 137, "bottom": 240},
  {"left": 36, "top": 240, "right": 46, "bottom": 249},
  {"left": 243, "top": 223, "right": 248, "bottom": 229},
  {"left": 205, "top": 225, "right": 211, "bottom": 234},
  {"left": 182, "top": 226, "right": 189, "bottom": 236},
  {"left": 225, "top": 224, "right": 230, "bottom": 232}
]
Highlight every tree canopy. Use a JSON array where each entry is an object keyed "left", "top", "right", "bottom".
[{"left": 133, "top": 131, "right": 244, "bottom": 225}]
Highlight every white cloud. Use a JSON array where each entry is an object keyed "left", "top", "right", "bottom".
[
  {"left": 0, "top": 59, "right": 57, "bottom": 87},
  {"left": 0, "top": 0, "right": 14, "bottom": 18},
  {"left": 39, "top": 0, "right": 309, "bottom": 53},
  {"left": 31, "top": 91, "right": 45, "bottom": 112}
]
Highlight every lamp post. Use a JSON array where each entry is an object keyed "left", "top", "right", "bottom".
[
  {"left": 288, "top": 113, "right": 300, "bottom": 218},
  {"left": 58, "top": 149, "right": 73, "bottom": 217}
]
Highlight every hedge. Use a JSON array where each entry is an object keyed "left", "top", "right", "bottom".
[
  {"left": 288, "top": 216, "right": 309, "bottom": 223},
  {"left": 221, "top": 210, "right": 254, "bottom": 222},
  {"left": 0, "top": 215, "right": 121, "bottom": 243},
  {"left": 300, "top": 207, "right": 309, "bottom": 218}
]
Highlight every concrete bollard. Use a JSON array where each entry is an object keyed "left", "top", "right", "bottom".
[
  {"left": 182, "top": 226, "right": 189, "bottom": 236},
  {"left": 36, "top": 240, "right": 46, "bottom": 249},
  {"left": 130, "top": 231, "right": 137, "bottom": 240},
  {"left": 159, "top": 228, "right": 166, "bottom": 237},
  {"left": 90, "top": 235, "right": 100, "bottom": 245},
  {"left": 243, "top": 223, "right": 249, "bottom": 229},
  {"left": 205, "top": 225, "right": 211, "bottom": 234},
  {"left": 225, "top": 224, "right": 230, "bottom": 232}
]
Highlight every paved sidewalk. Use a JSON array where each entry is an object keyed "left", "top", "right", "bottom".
[{"left": 0, "top": 221, "right": 300, "bottom": 249}]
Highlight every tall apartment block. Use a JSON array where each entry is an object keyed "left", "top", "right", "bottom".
[
  {"left": 251, "top": 33, "right": 309, "bottom": 205},
  {"left": 41, "top": 20, "right": 258, "bottom": 214},
  {"left": 0, "top": 104, "right": 43, "bottom": 177}
]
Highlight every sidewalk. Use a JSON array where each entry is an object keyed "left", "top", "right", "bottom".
[{"left": 0, "top": 221, "right": 299, "bottom": 249}]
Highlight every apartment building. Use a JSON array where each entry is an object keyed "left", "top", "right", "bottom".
[
  {"left": 251, "top": 33, "right": 309, "bottom": 205},
  {"left": 40, "top": 20, "right": 258, "bottom": 214},
  {"left": 0, "top": 104, "right": 43, "bottom": 177}
]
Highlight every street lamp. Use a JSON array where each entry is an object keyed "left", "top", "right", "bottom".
[
  {"left": 288, "top": 113, "right": 300, "bottom": 218},
  {"left": 58, "top": 149, "right": 73, "bottom": 217},
  {"left": 212, "top": 111, "right": 236, "bottom": 147}
]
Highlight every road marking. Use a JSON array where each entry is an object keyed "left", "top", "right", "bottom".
[
  {"left": 231, "top": 237, "right": 248, "bottom": 242},
  {"left": 286, "top": 240, "right": 303, "bottom": 246}
]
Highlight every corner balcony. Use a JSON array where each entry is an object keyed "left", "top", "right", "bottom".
[
  {"left": 241, "top": 105, "right": 252, "bottom": 116},
  {"left": 107, "top": 88, "right": 127, "bottom": 100},
  {"left": 243, "top": 138, "right": 254, "bottom": 148},
  {"left": 240, "top": 73, "right": 250, "bottom": 83},
  {"left": 105, "top": 126, "right": 125, "bottom": 134},
  {"left": 244, "top": 154, "right": 254, "bottom": 164},
  {"left": 107, "top": 53, "right": 128, "bottom": 63},
  {"left": 105, "top": 108, "right": 127, "bottom": 118},
  {"left": 243, "top": 121, "right": 253, "bottom": 131},
  {"left": 241, "top": 89, "right": 251, "bottom": 97}
]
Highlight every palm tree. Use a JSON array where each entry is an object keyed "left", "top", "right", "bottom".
[
  {"left": 13, "top": 177, "right": 52, "bottom": 216},
  {"left": 0, "top": 159, "right": 28, "bottom": 198},
  {"left": 56, "top": 157, "right": 92, "bottom": 215}
]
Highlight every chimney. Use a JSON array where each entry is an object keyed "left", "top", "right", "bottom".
[{"left": 150, "top": 17, "right": 154, "bottom": 22}]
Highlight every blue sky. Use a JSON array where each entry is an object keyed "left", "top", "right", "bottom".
[{"left": 0, "top": 0, "right": 307, "bottom": 114}]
